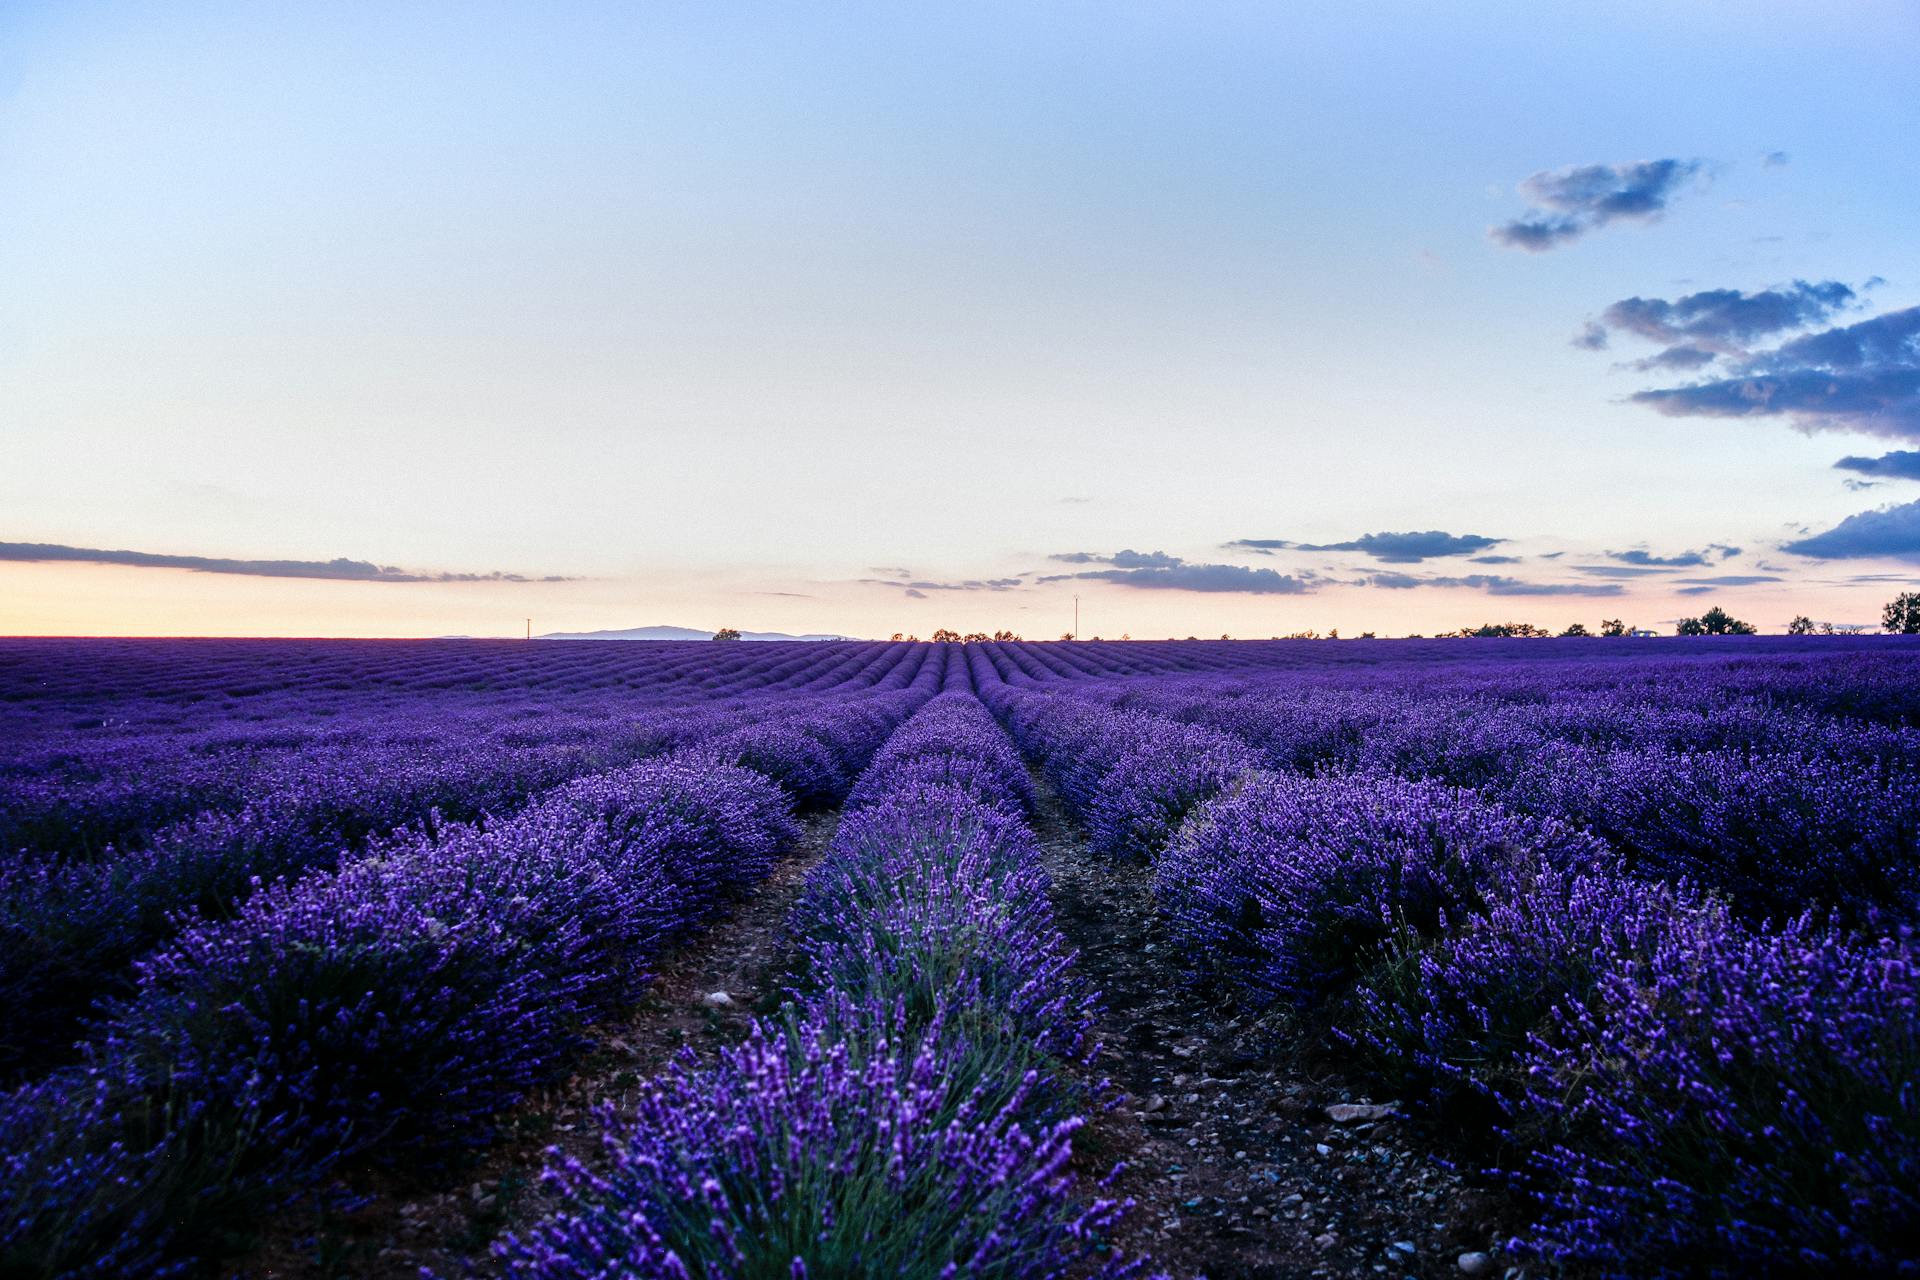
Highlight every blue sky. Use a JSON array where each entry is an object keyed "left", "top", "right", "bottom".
[{"left": 3, "top": 1, "right": 1918, "bottom": 637}]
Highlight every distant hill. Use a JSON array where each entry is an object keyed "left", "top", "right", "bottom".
[{"left": 538, "top": 625, "right": 854, "bottom": 642}]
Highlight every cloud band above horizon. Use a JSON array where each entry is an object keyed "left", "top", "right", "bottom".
[{"left": 0, "top": 541, "right": 574, "bottom": 584}]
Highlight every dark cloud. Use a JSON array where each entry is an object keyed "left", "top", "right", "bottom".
[
  {"left": 1051, "top": 549, "right": 1182, "bottom": 570},
  {"left": 1836, "top": 451, "right": 1920, "bottom": 481},
  {"left": 1367, "top": 571, "right": 1623, "bottom": 597},
  {"left": 1782, "top": 499, "right": 1920, "bottom": 562},
  {"left": 1043, "top": 550, "right": 1312, "bottom": 595},
  {"left": 1627, "top": 344, "right": 1719, "bottom": 372},
  {"left": 1470, "top": 554, "right": 1522, "bottom": 564},
  {"left": 1608, "top": 548, "right": 1726, "bottom": 568},
  {"left": 1762, "top": 150, "right": 1791, "bottom": 167},
  {"left": 1598, "top": 281, "right": 1855, "bottom": 351},
  {"left": 1491, "top": 158, "right": 1703, "bottom": 252},
  {"left": 903, "top": 588, "right": 927, "bottom": 599},
  {"left": 1630, "top": 305, "right": 1920, "bottom": 439},
  {"left": 1571, "top": 321, "right": 1610, "bottom": 351},
  {"left": 1045, "top": 564, "right": 1312, "bottom": 595},
  {"left": 1233, "top": 530, "right": 1502, "bottom": 563},
  {"left": 0, "top": 541, "right": 572, "bottom": 583}
]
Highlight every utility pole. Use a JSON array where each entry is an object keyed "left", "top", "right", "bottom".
[
  {"left": 526, "top": 618, "right": 531, "bottom": 641},
  {"left": 1073, "top": 595, "right": 1079, "bottom": 641}
]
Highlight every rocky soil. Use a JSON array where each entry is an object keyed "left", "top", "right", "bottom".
[{"left": 1028, "top": 780, "right": 1520, "bottom": 1280}]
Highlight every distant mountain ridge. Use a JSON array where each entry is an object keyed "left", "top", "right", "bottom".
[{"left": 538, "top": 624, "right": 855, "bottom": 641}]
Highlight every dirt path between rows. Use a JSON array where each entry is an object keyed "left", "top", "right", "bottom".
[
  {"left": 237, "top": 810, "right": 839, "bottom": 1280},
  {"left": 1029, "top": 778, "right": 1511, "bottom": 1280}
]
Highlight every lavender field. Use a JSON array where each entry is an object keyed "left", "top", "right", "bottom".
[{"left": 3, "top": 635, "right": 1918, "bottom": 1279}]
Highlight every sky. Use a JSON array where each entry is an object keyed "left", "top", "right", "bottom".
[{"left": 3, "top": 0, "right": 1919, "bottom": 639}]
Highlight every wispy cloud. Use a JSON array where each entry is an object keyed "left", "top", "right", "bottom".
[
  {"left": 1491, "top": 158, "right": 1703, "bottom": 252},
  {"left": 861, "top": 576, "right": 1022, "bottom": 594},
  {"left": 1673, "top": 574, "right": 1782, "bottom": 587},
  {"left": 0, "top": 541, "right": 574, "bottom": 583},
  {"left": 1573, "top": 565, "right": 1678, "bottom": 578},
  {"left": 1367, "top": 571, "right": 1624, "bottom": 597}
]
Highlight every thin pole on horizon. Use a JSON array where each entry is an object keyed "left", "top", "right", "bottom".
[
  {"left": 1073, "top": 595, "right": 1079, "bottom": 641},
  {"left": 525, "top": 618, "right": 531, "bottom": 641}
]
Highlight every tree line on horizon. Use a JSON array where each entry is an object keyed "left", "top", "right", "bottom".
[{"left": 710, "top": 592, "right": 1920, "bottom": 644}]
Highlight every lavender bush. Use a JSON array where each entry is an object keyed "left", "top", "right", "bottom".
[
  {"left": 497, "top": 1006, "right": 1134, "bottom": 1280},
  {"left": 1155, "top": 769, "right": 1609, "bottom": 1010}
]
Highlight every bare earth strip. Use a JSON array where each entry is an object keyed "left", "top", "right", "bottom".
[
  {"left": 236, "top": 810, "right": 840, "bottom": 1280},
  {"left": 1029, "top": 776, "right": 1510, "bottom": 1280}
]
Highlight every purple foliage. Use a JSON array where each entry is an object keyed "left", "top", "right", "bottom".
[
  {"left": 496, "top": 1007, "right": 1136, "bottom": 1280},
  {"left": 498, "top": 691, "right": 1151, "bottom": 1278},
  {"left": 0, "top": 758, "right": 802, "bottom": 1277},
  {"left": 1349, "top": 863, "right": 1735, "bottom": 1129},
  {"left": 1155, "top": 770, "right": 1609, "bottom": 1009},
  {"left": 1516, "top": 918, "right": 1920, "bottom": 1276},
  {"left": 1495, "top": 743, "right": 1920, "bottom": 922},
  {"left": 8, "top": 635, "right": 1920, "bottom": 1277}
]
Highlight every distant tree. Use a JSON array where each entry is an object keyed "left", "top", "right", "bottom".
[
  {"left": 991, "top": 629, "right": 1021, "bottom": 642},
  {"left": 1599, "top": 618, "right": 1630, "bottom": 638},
  {"left": 1120, "top": 633, "right": 1131, "bottom": 640},
  {"left": 889, "top": 632, "right": 905, "bottom": 641},
  {"left": 961, "top": 632, "right": 989, "bottom": 643},
  {"left": 1560, "top": 622, "right": 1592, "bottom": 637},
  {"left": 930, "top": 628, "right": 962, "bottom": 643},
  {"left": 1220, "top": 633, "right": 1232, "bottom": 641},
  {"left": 1787, "top": 615, "right": 1817, "bottom": 636},
  {"left": 1327, "top": 628, "right": 1340, "bottom": 639},
  {"left": 1675, "top": 605, "right": 1756, "bottom": 636},
  {"left": 1060, "top": 632, "right": 1076, "bottom": 641},
  {"left": 712, "top": 628, "right": 742, "bottom": 641},
  {"left": 1284, "top": 629, "right": 1320, "bottom": 640},
  {"left": 1359, "top": 631, "right": 1376, "bottom": 639},
  {"left": 1884, "top": 592, "right": 1920, "bottom": 634},
  {"left": 1450, "top": 622, "right": 1549, "bottom": 638}
]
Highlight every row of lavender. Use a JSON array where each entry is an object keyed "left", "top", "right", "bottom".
[
  {"left": 491, "top": 692, "right": 1156, "bottom": 1278},
  {"left": 0, "top": 647, "right": 959, "bottom": 1080},
  {"left": 1010, "top": 648, "right": 1920, "bottom": 924},
  {"left": 8, "top": 635, "right": 1912, "bottom": 734},
  {"left": 977, "top": 664, "right": 1920, "bottom": 1277},
  {"left": 0, "top": 641, "right": 937, "bottom": 857},
  {"left": 0, "top": 664, "right": 972, "bottom": 1277}
]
